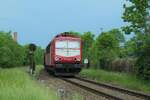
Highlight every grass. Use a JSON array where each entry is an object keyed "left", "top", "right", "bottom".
[
  {"left": 0, "top": 67, "right": 58, "bottom": 100},
  {"left": 72, "top": 93, "right": 83, "bottom": 100},
  {"left": 80, "top": 68, "right": 150, "bottom": 93}
]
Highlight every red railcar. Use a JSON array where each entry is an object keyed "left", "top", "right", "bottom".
[{"left": 44, "top": 32, "right": 82, "bottom": 76}]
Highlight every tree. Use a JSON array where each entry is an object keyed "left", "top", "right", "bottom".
[
  {"left": 35, "top": 46, "right": 44, "bottom": 65},
  {"left": 94, "top": 29, "right": 122, "bottom": 69},
  {"left": 23, "top": 44, "right": 44, "bottom": 65},
  {"left": 69, "top": 31, "right": 81, "bottom": 37},
  {"left": 136, "top": 34, "right": 150, "bottom": 79},
  {"left": 81, "top": 32, "right": 95, "bottom": 61},
  {"left": 0, "top": 31, "right": 24, "bottom": 68},
  {"left": 124, "top": 38, "right": 137, "bottom": 57},
  {"left": 88, "top": 41, "right": 99, "bottom": 68},
  {"left": 0, "top": 47, "right": 15, "bottom": 68},
  {"left": 122, "top": 0, "right": 150, "bottom": 80},
  {"left": 108, "top": 29, "right": 125, "bottom": 43},
  {"left": 122, "top": 0, "right": 149, "bottom": 34},
  {"left": 88, "top": 29, "right": 125, "bottom": 69}
]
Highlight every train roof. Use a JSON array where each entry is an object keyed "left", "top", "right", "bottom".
[
  {"left": 46, "top": 32, "right": 81, "bottom": 49},
  {"left": 55, "top": 32, "right": 80, "bottom": 38}
]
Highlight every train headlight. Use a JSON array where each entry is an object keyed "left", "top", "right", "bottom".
[{"left": 55, "top": 57, "right": 59, "bottom": 61}]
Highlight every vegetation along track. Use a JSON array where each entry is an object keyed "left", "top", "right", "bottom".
[{"left": 62, "top": 77, "right": 150, "bottom": 100}]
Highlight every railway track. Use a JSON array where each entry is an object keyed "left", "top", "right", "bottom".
[{"left": 62, "top": 77, "right": 150, "bottom": 100}]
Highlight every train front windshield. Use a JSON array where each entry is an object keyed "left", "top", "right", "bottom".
[{"left": 55, "top": 40, "right": 80, "bottom": 57}]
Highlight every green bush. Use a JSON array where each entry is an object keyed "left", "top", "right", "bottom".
[
  {"left": 0, "top": 47, "right": 15, "bottom": 68},
  {"left": 35, "top": 46, "right": 44, "bottom": 65},
  {"left": 0, "top": 31, "right": 24, "bottom": 68},
  {"left": 23, "top": 45, "right": 44, "bottom": 65},
  {"left": 95, "top": 31, "right": 120, "bottom": 69},
  {"left": 0, "top": 31, "right": 44, "bottom": 68},
  {"left": 136, "top": 35, "right": 150, "bottom": 80}
]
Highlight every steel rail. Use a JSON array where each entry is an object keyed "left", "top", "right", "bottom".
[
  {"left": 75, "top": 76, "right": 150, "bottom": 100},
  {"left": 62, "top": 78, "right": 123, "bottom": 100}
]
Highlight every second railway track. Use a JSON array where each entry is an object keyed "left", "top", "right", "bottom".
[{"left": 62, "top": 77, "right": 150, "bottom": 100}]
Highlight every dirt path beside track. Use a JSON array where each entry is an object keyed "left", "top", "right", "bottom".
[{"left": 38, "top": 69, "right": 108, "bottom": 100}]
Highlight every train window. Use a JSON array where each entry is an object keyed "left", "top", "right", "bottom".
[
  {"left": 68, "top": 49, "right": 80, "bottom": 56},
  {"left": 56, "top": 49, "right": 68, "bottom": 57},
  {"left": 55, "top": 40, "right": 80, "bottom": 57},
  {"left": 56, "top": 40, "right": 80, "bottom": 49},
  {"left": 56, "top": 49, "right": 80, "bottom": 57},
  {"left": 68, "top": 41, "right": 80, "bottom": 48},
  {"left": 56, "top": 40, "right": 67, "bottom": 48}
]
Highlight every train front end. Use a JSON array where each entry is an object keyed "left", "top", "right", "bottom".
[{"left": 54, "top": 35, "right": 82, "bottom": 76}]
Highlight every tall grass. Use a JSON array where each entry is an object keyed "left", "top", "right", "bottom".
[
  {"left": 0, "top": 67, "right": 58, "bottom": 100},
  {"left": 80, "top": 69, "right": 150, "bottom": 93}
]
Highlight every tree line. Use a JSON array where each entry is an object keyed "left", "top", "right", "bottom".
[{"left": 0, "top": 31, "right": 44, "bottom": 68}]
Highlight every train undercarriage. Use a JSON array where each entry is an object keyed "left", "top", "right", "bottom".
[{"left": 45, "top": 64, "right": 82, "bottom": 76}]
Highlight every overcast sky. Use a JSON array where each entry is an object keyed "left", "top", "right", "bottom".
[{"left": 0, "top": 0, "right": 128, "bottom": 48}]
